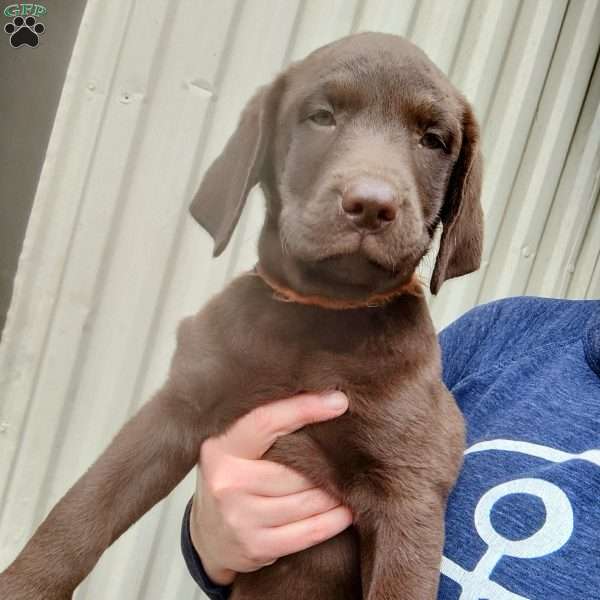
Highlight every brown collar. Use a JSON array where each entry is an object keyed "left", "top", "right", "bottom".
[{"left": 252, "top": 263, "right": 423, "bottom": 310}]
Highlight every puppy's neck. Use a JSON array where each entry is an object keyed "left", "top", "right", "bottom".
[{"left": 253, "top": 263, "right": 423, "bottom": 310}]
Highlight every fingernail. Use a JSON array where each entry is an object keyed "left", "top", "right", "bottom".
[{"left": 321, "top": 391, "right": 348, "bottom": 411}]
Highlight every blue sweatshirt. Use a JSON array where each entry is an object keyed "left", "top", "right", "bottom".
[{"left": 182, "top": 297, "right": 600, "bottom": 599}]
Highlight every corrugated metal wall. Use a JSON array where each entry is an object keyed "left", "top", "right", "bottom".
[{"left": 1, "top": 1, "right": 598, "bottom": 598}]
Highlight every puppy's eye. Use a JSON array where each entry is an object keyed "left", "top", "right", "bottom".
[
  {"left": 420, "top": 132, "right": 447, "bottom": 151},
  {"left": 309, "top": 109, "right": 336, "bottom": 127}
]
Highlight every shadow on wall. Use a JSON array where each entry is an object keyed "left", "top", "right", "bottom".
[{"left": 0, "top": 0, "right": 87, "bottom": 338}]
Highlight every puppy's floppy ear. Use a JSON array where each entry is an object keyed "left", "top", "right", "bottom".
[
  {"left": 430, "top": 100, "right": 484, "bottom": 294},
  {"left": 190, "top": 80, "right": 280, "bottom": 256}
]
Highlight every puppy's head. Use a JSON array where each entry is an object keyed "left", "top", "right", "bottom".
[{"left": 191, "top": 32, "right": 483, "bottom": 297}]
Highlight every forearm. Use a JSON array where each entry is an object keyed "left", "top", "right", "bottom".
[{"left": 181, "top": 498, "right": 232, "bottom": 600}]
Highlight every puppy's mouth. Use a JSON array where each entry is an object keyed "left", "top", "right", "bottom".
[
  {"left": 317, "top": 242, "right": 396, "bottom": 274},
  {"left": 295, "top": 254, "right": 403, "bottom": 298},
  {"left": 303, "top": 235, "right": 424, "bottom": 292},
  {"left": 315, "top": 232, "right": 414, "bottom": 274},
  {"left": 276, "top": 216, "right": 428, "bottom": 294}
]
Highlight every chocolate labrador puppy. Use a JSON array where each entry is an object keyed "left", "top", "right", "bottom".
[{"left": 0, "top": 32, "right": 482, "bottom": 599}]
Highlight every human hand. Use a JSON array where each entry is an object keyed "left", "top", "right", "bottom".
[{"left": 189, "top": 391, "right": 353, "bottom": 585}]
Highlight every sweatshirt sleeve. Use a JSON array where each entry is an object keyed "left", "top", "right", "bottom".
[{"left": 181, "top": 497, "right": 232, "bottom": 599}]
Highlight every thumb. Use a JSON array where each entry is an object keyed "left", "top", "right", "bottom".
[{"left": 219, "top": 391, "right": 348, "bottom": 460}]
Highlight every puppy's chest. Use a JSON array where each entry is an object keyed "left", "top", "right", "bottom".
[
  {"left": 219, "top": 286, "right": 440, "bottom": 481},
  {"left": 226, "top": 293, "right": 434, "bottom": 421},
  {"left": 266, "top": 374, "right": 435, "bottom": 501},
  {"left": 259, "top": 332, "right": 435, "bottom": 486},
  {"left": 248, "top": 321, "right": 416, "bottom": 405}
]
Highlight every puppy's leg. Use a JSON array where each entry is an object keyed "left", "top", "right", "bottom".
[
  {"left": 356, "top": 489, "right": 447, "bottom": 600},
  {"left": 231, "top": 527, "right": 362, "bottom": 600},
  {"left": 0, "top": 381, "right": 207, "bottom": 600}
]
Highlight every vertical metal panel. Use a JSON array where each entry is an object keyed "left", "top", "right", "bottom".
[{"left": 1, "top": 1, "right": 598, "bottom": 598}]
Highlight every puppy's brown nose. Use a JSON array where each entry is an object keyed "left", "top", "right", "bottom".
[{"left": 341, "top": 178, "right": 398, "bottom": 231}]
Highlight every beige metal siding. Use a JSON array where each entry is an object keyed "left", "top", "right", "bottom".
[{"left": 1, "top": 1, "right": 598, "bottom": 598}]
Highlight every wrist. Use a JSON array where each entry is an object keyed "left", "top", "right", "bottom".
[{"left": 189, "top": 498, "right": 236, "bottom": 586}]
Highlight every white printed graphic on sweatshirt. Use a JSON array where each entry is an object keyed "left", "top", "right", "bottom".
[{"left": 439, "top": 439, "right": 600, "bottom": 600}]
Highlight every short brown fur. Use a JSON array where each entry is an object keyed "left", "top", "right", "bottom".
[{"left": 0, "top": 32, "right": 483, "bottom": 599}]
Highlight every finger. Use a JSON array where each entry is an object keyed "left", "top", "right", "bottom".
[
  {"left": 199, "top": 451, "right": 316, "bottom": 497},
  {"left": 221, "top": 391, "right": 348, "bottom": 459},
  {"left": 260, "top": 505, "right": 353, "bottom": 559},
  {"left": 249, "top": 487, "right": 341, "bottom": 527},
  {"left": 235, "top": 458, "right": 316, "bottom": 496}
]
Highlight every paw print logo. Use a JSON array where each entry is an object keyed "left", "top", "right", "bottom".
[{"left": 4, "top": 15, "right": 45, "bottom": 48}]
